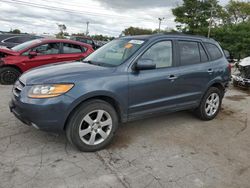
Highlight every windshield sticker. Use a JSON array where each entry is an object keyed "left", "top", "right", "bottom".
[
  {"left": 128, "top": 40, "right": 144, "bottom": 45},
  {"left": 124, "top": 43, "right": 133, "bottom": 49}
]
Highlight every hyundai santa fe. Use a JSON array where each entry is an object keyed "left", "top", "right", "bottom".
[{"left": 9, "top": 34, "right": 231, "bottom": 151}]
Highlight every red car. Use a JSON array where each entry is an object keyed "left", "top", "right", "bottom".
[{"left": 0, "top": 39, "right": 94, "bottom": 84}]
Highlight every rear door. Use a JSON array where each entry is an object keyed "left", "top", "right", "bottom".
[
  {"left": 59, "top": 42, "right": 86, "bottom": 62},
  {"left": 172, "top": 40, "right": 212, "bottom": 107}
]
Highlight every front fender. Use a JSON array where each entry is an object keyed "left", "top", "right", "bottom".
[{"left": 63, "top": 90, "right": 127, "bottom": 127}]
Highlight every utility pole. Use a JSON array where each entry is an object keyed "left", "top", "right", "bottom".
[
  {"left": 208, "top": 5, "right": 215, "bottom": 38},
  {"left": 158, "top": 17, "right": 165, "bottom": 33},
  {"left": 86, "top": 21, "right": 89, "bottom": 36}
]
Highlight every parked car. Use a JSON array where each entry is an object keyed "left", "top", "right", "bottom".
[
  {"left": 9, "top": 34, "right": 231, "bottom": 151},
  {"left": 232, "top": 56, "right": 250, "bottom": 88},
  {"left": 70, "top": 36, "right": 98, "bottom": 50},
  {"left": 0, "top": 39, "right": 94, "bottom": 84},
  {"left": 0, "top": 34, "right": 42, "bottom": 48}
]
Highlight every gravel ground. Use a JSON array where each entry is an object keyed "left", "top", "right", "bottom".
[{"left": 0, "top": 85, "right": 249, "bottom": 188}]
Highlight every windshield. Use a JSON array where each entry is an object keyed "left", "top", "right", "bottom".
[
  {"left": 84, "top": 38, "right": 145, "bottom": 67},
  {"left": 11, "top": 39, "right": 42, "bottom": 52}
]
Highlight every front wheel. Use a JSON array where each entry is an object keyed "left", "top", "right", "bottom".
[
  {"left": 0, "top": 67, "right": 21, "bottom": 85},
  {"left": 66, "top": 100, "right": 118, "bottom": 152},
  {"left": 195, "top": 87, "right": 223, "bottom": 121}
]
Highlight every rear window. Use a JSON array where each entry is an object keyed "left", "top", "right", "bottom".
[{"left": 204, "top": 43, "right": 222, "bottom": 60}]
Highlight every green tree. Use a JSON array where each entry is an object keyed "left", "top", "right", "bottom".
[
  {"left": 56, "top": 24, "right": 67, "bottom": 38},
  {"left": 211, "top": 21, "right": 250, "bottom": 59},
  {"left": 10, "top": 29, "right": 21, "bottom": 34},
  {"left": 172, "top": 0, "right": 224, "bottom": 33},
  {"left": 91, "top": 34, "right": 114, "bottom": 41},
  {"left": 122, "top": 27, "right": 158, "bottom": 36},
  {"left": 226, "top": 0, "right": 250, "bottom": 24}
]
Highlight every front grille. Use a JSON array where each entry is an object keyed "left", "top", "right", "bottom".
[{"left": 13, "top": 80, "right": 25, "bottom": 97}]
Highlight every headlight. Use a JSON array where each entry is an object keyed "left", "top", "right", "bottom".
[{"left": 28, "top": 84, "right": 74, "bottom": 98}]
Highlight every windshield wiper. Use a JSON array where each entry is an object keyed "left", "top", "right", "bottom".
[
  {"left": 83, "top": 60, "right": 95, "bottom": 65},
  {"left": 83, "top": 60, "right": 115, "bottom": 67}
]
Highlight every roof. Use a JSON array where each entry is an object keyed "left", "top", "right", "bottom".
[
  {"left": 37, "top": 38, "right": 93, "bottom": 48},
  {"left": 121, "top": 33, "right": 216, "bottom": 43}
]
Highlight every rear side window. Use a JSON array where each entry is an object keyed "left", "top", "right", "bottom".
[
  {"left": 178, "top": 41, "right": 200, "bottom": 65},
  {"left": 63, "top": 43, "right": 83, "bottom": 53},
  {"left": 204, "top": 43, "right": 222, "bottom": 60}
]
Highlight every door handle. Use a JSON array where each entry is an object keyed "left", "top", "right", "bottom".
[
  {"left": 168, "top": 75, "right": 178, "bottom": 80},
  {"left": 207, "top": 69, "right": 214, "bottom": 73}
]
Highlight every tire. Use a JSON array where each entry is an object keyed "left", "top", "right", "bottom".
[
  {"left": 194, "top": 87, "right": 223, "bottom": 121},
  {"left": 66, "top": 99, "right": 119, "bottom": 152},
  {"left": 0, "top": 67, "right": 21, "bottom": 85}
]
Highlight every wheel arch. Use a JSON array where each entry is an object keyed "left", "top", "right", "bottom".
[
  {"left": 0, "top": 64, "right": 23, "bottom": 73},
  {"left": 63, "top": 94, "right": 125, "bottom": 130},
  {"left": 210, "top": 82, "right": 225, "bottom": 93}
]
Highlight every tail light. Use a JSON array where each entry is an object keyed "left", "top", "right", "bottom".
[{"left": 228, "top": 63, "right": 232, "bottom": 72}]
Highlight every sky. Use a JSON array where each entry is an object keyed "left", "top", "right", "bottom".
[{"left": 0, "top": 0, "right": 230, "bottom": 37}]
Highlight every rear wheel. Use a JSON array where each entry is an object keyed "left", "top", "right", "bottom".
[
  {"left": 66, "top": 100, "right": 118, "bottom": 152},
  {"left": 195, "top": 87, "right": 223, "bottom": 121},
  {"left": 0, "top": 67, "right": 21, "bottom": 85}
]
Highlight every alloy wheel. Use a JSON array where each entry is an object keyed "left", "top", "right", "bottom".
[
  {"left": 205, "top": 93, "right": 220, "bottom": 117},
  {"left": 78, "top": 110, "right": 112, "bottom": 145}
]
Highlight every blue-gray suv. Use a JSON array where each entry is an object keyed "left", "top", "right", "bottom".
[{"left": 9, "top": 34, "right": 231, "bottom": 151}]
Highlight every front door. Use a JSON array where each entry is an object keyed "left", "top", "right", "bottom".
[
  {"left": 128, "top": 40, "right": 180, "bottom": 119},
  {"left": 21, "top": 42, "right": 61, "bottom": 71}
]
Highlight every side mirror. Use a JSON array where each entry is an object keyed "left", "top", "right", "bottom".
[
  {"left": 135, "top": 59, "right": 156, "bottom": 71},
  {"left": 28, "top": 51, "right": 37, "bottom": 58}
]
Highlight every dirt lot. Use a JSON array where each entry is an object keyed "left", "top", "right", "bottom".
[{"left": 0, "top": 85, "right": 249, "bottom": 188}]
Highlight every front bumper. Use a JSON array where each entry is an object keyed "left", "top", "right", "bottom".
[
  {"left": 232, "top": 74, "right": 250, "bottom": 87},
  {"left": 9, "top": 94, "right": 74, "bottom": 132}
]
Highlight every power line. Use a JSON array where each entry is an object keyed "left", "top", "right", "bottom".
[
  {"left": 0, "top": 0, "right": 155, "bottom": 23},
  {"left": 40, "top": 0, "right": 111, "bottom": 13}
]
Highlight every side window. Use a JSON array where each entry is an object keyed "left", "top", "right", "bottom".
[
  {"left": 32, "top": 43, "right": 60, "bottom": 55},
  {"left": 199, "top": 43, "right": 208, "bottom": 62},
  {"left": 204, "top": 43, "right": 222, "bottom": 60},
  {"left": 63, "top": 43, "right": 83, "bottom": 53},
  {"left": 178, "top": 41, "right": 200, "bottom": 65},
  {"left": 140, "top": 41, "right": 172, "bottom": 68}
]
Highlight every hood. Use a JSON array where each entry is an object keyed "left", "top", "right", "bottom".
[
  {"left": 20, "top": 61, "right": 116, "bottom": 85},
  {"left": 239, "top": 57, "right": 250, "bottom": 67},
  {"left": 0, "top": 46, "right": 19, "bottom": 56}
]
